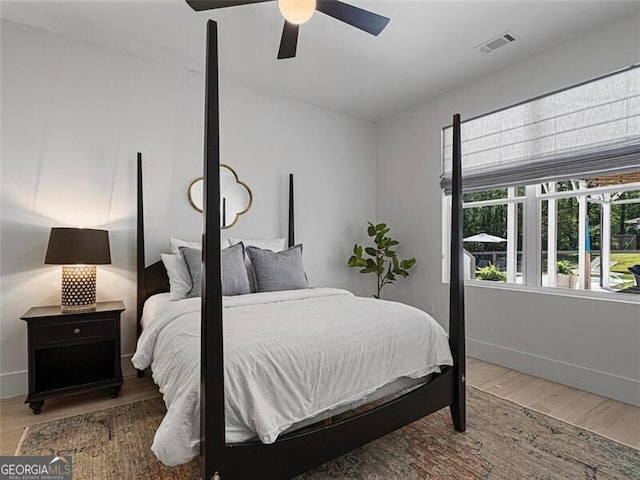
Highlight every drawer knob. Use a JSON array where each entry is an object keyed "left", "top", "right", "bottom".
[{"left": 73, "top": 328, "right": 81, "bottom": 335}]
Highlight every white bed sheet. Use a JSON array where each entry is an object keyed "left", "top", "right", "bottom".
[
  {"left": 143, "top": 292, "right": 432, "bottom": 439},
  {"left": 132, "top": 288, "right": 453, "bottom": 466},
  {"left": 140, "top": 292, "right": 171, "bottom": 329}
]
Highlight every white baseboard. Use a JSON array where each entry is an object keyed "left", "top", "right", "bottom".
[
  {"left": 0, "top": 354, "right": 137, "bottom": 400},
  {"left": 0, "top": 370, "right": 28, "bottom": 400},
  {"left": 468, "top": 338, "right": 640, "bottom": 407}
]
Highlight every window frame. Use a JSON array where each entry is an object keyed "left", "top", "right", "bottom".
[{"left": 441, "top": 181, "right": 640, "bottom": 303}]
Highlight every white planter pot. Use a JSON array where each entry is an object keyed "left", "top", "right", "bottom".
[{"left": 556, "top": 274, "right": 576, "bottom": 289}]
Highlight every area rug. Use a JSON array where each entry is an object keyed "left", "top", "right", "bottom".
[{"left": 16, "top": 387, "right": 640, "bottom": 479}]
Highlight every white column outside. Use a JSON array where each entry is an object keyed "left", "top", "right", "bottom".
[
  {"left": 547, "top": 183, "right": 557, "bottom": 288},
  {"left": 578, "top": 190, "right": 588, "bottom": 289},
  {"left": 506, "top": 187, "right": 517, "bottom": 283},
  {"left": 601, "top": 193, "right": 612, "bottom": 290},
  {"left": 524, "top": 185, "right": 541, "bottom": 287}
]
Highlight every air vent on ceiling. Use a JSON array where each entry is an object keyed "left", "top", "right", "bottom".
[{"left": 475, "top": 31, "right": 517, "bottom": 54}]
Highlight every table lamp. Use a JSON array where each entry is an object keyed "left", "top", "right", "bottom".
[{"left": 45, "top": 228, "right": 111, "bottom": 311}]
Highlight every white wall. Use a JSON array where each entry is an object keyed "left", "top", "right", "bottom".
[
  {"left": 0, "top": 20, "right": 376, "bottom": 398},
  {"left": 376, "top": 13, "right": 640, "bottom": 406},
  {"left": 217, "top": 85, "right": 376, "bottom": 293}
]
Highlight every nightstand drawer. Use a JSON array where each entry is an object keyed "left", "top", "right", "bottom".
[{"left": 34, "top": 318, "right": 115, "bottom": 347}]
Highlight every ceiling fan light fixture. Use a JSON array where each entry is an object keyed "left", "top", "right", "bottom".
[{"left": 278, "top": 0, "right": 316, "bottom": 25}]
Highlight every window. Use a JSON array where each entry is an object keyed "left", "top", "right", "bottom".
[
  {"left": 441, "top": 66, "right": 640, "bottom": 294},
  {"left": 460, "top": 187, "right": 523, "bottom": 284},
  {"left": 444, "top": 179, "right": 640, "bottom": 292}
]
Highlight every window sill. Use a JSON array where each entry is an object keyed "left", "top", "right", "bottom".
[{"left": 456, "top": 279, "right": 640, "bottom": 305}]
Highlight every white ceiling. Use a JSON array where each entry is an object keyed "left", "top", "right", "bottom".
[{"left": 2, "top": 0, "right": 638, "bottom": 120}]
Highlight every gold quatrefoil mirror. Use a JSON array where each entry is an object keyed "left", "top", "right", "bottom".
[{"left": 188, "top": 164, "right": 253, "bottom": 229}]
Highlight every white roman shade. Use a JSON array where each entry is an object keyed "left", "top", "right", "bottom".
[{"left": 441, "top": 65, "right": 640, "bottom": 194}]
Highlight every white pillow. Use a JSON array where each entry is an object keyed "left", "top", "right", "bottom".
[
  {"left": 171, "top": 236, "right": 230, "bottom": 254},
  {"left": 170, "top": 237, "right": 201, "bottom": 255},
  {"left": 161, "top": 253, "right": 192, "bottom": 301},
  {"left": 228, "top": 237, "right": 286, "bottom": 252},
  {"left": 228, "top": 237, "right": 287, "bottom": 292}
]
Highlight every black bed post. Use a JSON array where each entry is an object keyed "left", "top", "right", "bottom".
[
  {"left": 136, "top": 152, "right": 145, "bottom": 378},
  {"left": 288, "top": 173, "right": 295, "bottom": 248},
  {"left": 200, "top": 19, "right": 225, "bottom": 480},
  {"left": 449, "top": 113, "right": 466, "bottom": 432}
]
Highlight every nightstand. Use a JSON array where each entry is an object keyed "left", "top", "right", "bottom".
[{"left": 21, "top": 301, "right": 125, "bottom": 414}]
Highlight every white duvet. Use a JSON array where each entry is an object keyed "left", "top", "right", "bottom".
[{"left": 132, "top": 288, "right": 453, "bottom": 466}]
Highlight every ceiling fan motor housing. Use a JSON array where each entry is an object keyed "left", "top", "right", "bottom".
[{"left": 278, "top": 0, "right": 317, "bottom": 25}]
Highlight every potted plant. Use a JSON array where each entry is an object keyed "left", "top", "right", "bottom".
[
  {"left": 348, "top": 222, "right": 416, "bottom": 299},
  {"left": 475, "top": 263, "right": 506, "bottom": 282},
  {"left": 556, "top": 260, "right": 576, "bottom": 289}
]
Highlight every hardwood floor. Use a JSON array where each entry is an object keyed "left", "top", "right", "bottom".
[
  {"left": 466, "top": 357, "right": 640, "bottom": 449},
  {"left": 1, "top": 358, "right": 638, "bottom": 457},
  {"left": 0, "top": 374, "right": 161, "bottom": 456}
]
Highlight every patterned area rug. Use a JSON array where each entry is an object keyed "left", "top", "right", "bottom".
[{"left": 17, "top": 387, "right": 640, "bottom": 479}]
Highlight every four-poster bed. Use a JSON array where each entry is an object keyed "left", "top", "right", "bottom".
[{"left": 135, "top": 19, "right": 465, "bottom": 480}]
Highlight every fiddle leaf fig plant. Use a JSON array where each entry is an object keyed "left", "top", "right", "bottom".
[{"left": 348, "top": 222, "right": 416, "bottom": 299}]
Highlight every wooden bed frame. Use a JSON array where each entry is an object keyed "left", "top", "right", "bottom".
[{"left": 136, "top": 20, "right": 465, "bottom": 480}]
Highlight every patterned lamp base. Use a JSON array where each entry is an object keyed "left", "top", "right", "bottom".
[{"left": 61, "top": 265, "right": 97, "bottom": 312}]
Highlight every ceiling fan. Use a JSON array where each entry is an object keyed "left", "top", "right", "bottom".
[{"left": 185, "top": 0, "right": 390, "bottom": 59}]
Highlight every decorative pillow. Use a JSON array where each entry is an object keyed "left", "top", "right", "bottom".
[
  {"left": 179, "top": 247, "right": 202, "bottom": 298},
  {"left": 161, "top": 253, "right": 192, "bottom": 301},
  {"left": 246, "top": 244, "right": 309, "bottom": 293},
  {"left": 180, "top": 243, "right": 250, "bottom": 297},
  {"left": 220, "top": 243, "right": 251, "bottom": 296},
  {"left": 228, "top": 237, "right": 287, "bottom": 292}
]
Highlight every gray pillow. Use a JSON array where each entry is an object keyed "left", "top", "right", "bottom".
[
  {"left": 180, "top": 242, "right": 250, "bottom": 297},
  {"left": 179, "top": 246, "right": 202, "bottom": 298},
  {"left": 246, "top": 244, "right": 309, "bottom": 293}
]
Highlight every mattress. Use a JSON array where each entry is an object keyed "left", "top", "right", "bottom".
[
  {"left": 132, "top": 288, "right": 453, "bottom": 466},
  {"left": 283, "top": 374, "right": 431, "bottom": 435}
]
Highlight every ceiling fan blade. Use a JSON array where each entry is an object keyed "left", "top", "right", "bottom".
[
  {"left": 278, "top": 21, "right": 299, "bottom": 59},
  {"left": 316, "top": 0, "right": 389, "bottom": 36},
  {"left": 186, "top": 0, "right": 274, "bottom": 12}
]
